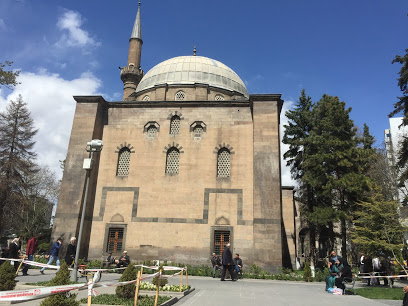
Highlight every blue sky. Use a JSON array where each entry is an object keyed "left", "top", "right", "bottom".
[{"left": 0, "top": 0, "right": 407, "bottom": 184}]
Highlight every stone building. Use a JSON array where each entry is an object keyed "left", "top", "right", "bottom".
[{"left": 52, "top": 2, "right": 298, "bottom": 270}]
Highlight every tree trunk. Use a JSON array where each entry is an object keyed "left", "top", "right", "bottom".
[{"left": 341, "top": 217, "right": 347, "bottom": 260}]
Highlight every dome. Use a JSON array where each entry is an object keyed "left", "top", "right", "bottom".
[{"left": 135, "top": 56, "right": 249, "bottom": 98}]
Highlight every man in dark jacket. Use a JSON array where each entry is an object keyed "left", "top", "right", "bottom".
[
  {"left": 233, "top": 253, "right": 243, "bottom": 279},
  {"left": 116, "top": 251, "right": 130, "bottom": 269},
  {"left": 210, "top": 252, "right": 222, "bottom": 278},
  {"left": 64, "top": 237, "right": 76, "bottom": 267},
  {"left": 221, "top": 243, "right": 236, "bottom": 281},
  {"left": 40, "top": 238, "right": 62, "bottom": 274},
  {"left": 101, "top": 252, "right": 116, "bottom": 268},
  {"left": 22, "top": 235, "right": 38, "bottom": 276}
]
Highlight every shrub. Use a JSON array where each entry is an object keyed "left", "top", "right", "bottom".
[
  {"left": 314, "top": 268, "right": 327, "bottom": 282},
  {"left": 303, "top": 261, "right": 313, "bottom": 282},
  {"left": 116, "top": 263, "right": 137, "bottom": 299},
  {"left": 40, "top": 262, "right": 79, "bottom": 306},
  {"left": 152, "top": 264, "right": 168, "bottom": 287},
  {"left": 0, "top": 261, "right": 17, "bottom": 291},
  {"left": 249, "top": 264, "right": 262, "bottom": 275}
]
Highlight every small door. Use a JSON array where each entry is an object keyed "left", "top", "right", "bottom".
[{"left": 213, "top": 230, "right": 230, "bottom": 256}]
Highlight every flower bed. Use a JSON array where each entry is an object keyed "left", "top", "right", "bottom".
[
  {"left": 79, "top": 294, "right": 171, "bottom": 306},
  {"left": 139, "top": 281, "right": 190, "bottom": 292}
]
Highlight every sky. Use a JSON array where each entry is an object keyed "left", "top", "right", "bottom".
[{"left": 0, "top": 0, "right": 407, "bottom": 185}]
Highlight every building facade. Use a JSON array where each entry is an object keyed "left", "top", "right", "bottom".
[{"left": 52, "top": 3, "right": 297, "bottom": 270}]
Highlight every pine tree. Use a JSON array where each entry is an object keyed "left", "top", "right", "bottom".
[
  {"left": 362, "top": 123, "right": 375, "bottom": 150},
  {"left": 389, "top": 48, "right": 408, "bottom": 200},
  {"left": 0, "top": 61, "right": 19, "bottom": 89},
  {"left": 0, "top": 95, "right": 38, "bottom": 234},
  {"left": 303, "top": 95, "right": 370, "bottom": 258},
  {"left": 283, "top": 90, "right": 318, "bottom": 261}
]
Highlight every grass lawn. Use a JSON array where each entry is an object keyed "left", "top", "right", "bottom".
[
  {"left": 79, "top": 294, "right": 171, "bottom": 306},
  {"left": 355, "top": 287, "right": 404, "bottom": 300}
]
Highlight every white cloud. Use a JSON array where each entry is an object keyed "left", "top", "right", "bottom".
[
  {"left": 56, "top": 10, "right": 100, "bottom": 48},
  {"left": 0, "top": 70, "right": 102, "bottom": 179},
  {"left": 280, "top": 99, "right": 296, "bottom": 187}
]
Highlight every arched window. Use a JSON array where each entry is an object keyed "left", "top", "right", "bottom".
[
  {"left": 142, "top": 95, "right": 150, "bottom": 101},
  {"left": 215, "top": 94, "right": 225, "bottom": 101},
  {"left": 193, "top": 124, "right": 203, "bottom": 138},
  {"left": 175, "top": 90, "right": 186, "bottom": 101},
  {"left": 117, "top": 148, "right": 131, "bottom": 176},
  {"left": 217, "top": 148, "right": 230, "bottom": 178},
  {"left": 147, "top": 125, "right": 157, "bottom": 138},
  {"left": 166, "top": 148, "right": 180, "bottom": 175},
  {"left": 170, "top": 115, "right": 180, "bottom": 136}
]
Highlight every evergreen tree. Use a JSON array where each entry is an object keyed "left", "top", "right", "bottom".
[
  {"left": 351, "top": 189, "right": 405, "bottom": 257},
  {"left": 116, "top": 263, "right": 137, "bottom": 299},
  {"left": 282, "top": 90, "right": 318, "bottom": 261},
  {"left": 303, "top": 95, "right": 370, "bottom": 258},
  {"left": 0, "top": 259, "right": 17, "bottom": 291},
  {"left": 389, "top": 48, "right": 408, "bottom": 200},
  {"left": 362, "top": 123, "right": 375, "bottom": 149},
  {"left": 40, "top": 263, "right": 79, "bottom": 306},
  {"left": 0, "top": 95, "right": 38, "bottom": 234},
  {"left": 0, "top": 61, "right": 19, "bottom": 89}
]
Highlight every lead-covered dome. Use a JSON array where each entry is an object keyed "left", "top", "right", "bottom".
[{"left": 135, "top": 56, "right": 249, "bottom": 98}]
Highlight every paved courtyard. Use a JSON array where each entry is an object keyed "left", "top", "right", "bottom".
[{"left": 11, "top": 270, "right": 405, "bottom": 305}]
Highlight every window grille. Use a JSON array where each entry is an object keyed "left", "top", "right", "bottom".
[
  {"left": 170, "top": 116, "right": 180, "bottom": 136},
  {"left": 107, "top": 228, "right": 124, "bottom": 253},
  {"left": 215, "top": 94, "right": 225, "bottom": 101},
  {"left": 193, "top": 125, "right": 203, "bottom": 137},
  {"left": 213, "top": 230, "right": 230, "bottom": 256},
  {"left": 166, "top": 148, "right": 180, "bottom": 175},
  {"left": 147, "top": 125, "right": 157, "bottom": 138},
  {"left": 175, "top": 91, "right": 186, "bottom": 101},
  {"left": 117, "top": 148, "right": 131, "bottom": 176},
  {"left": 142, "top": 95, "right": 150, "bottom": 101},
  {"left": 217, "top": 149, "right": 230, "bottom": 177}
]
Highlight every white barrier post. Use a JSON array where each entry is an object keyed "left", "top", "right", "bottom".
[{"left": 87, "top": 278, "right": 93, "bottom": 306}]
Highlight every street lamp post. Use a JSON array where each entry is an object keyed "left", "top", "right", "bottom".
[{"left": 71, "top": 139, "right": 103, "bottom": 282}]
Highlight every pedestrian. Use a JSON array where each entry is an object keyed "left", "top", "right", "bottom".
[
  {"left": 22, "top": 235, "right": 38, "bottom": 276},
  {"left": 64, "top": 237, "right": 76, "bottom": 267},
  {"left": 9, "top": 237, "right": 21, "bottom": 272},
  {"left": 221, "top": 243, "right": 236, "bottom": 281},
  {"left": 404, "top": 285, "right": 408, "bottom": 306},
  {"left": 210, "top": 252, "right": 222, "bottom": 278},
  {"left": 359, "top": 252, "right": 365, "bottom": 274},
  {"left": 363, "top": 254, "right": 373, "bottom": 286},
  {"left": 40, "top": 238, "right": 62, "bottom": 274}
]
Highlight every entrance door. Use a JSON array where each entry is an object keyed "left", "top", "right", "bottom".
[{"left": 213, "top": 230, "right": 230, "bottom": 256}]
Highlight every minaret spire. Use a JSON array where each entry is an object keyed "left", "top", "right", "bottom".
[{"left": 121, "top": 1, "right": 144, "bottom": 100}]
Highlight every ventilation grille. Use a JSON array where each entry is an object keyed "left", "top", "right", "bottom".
[
  {"left": 166, "top": 149, "right": 180, "bottom": 175},
  {"left": 117, "top": 149, "right": 130, "bottom": 176},
  {"left": 217, "top": 150, "right": 230, "bottom": 177}
]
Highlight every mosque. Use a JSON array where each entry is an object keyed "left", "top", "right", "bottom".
[{"left": 52, "top": 2, "right": 298, "bottom": 271}]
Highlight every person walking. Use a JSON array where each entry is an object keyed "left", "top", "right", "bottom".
[
  {"left": 64, "top": 237, "right": 76, "bottom": 267},
  {"left": 40, "top": 238, "right": 62, "bottom": 274},
  {"left": 9, "top": 237, "right": 21, "bottom": 272},
  {"left": 22, "top": 235, "right": 38, "bottom": 276},
  {"left": 221, "top": 243, "right": 236, "bottom": 281}
]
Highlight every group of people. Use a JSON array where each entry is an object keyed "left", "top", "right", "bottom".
[
  {"left": 359, "top": 252, "right": 395, "bottom": 286},
  {"left": 0, "top": 236, "right": 77, "bottom": 276},
  {"left": 101, "top": 250, "right": 130, "bottom": 271},
  {"left": 324, "top": 251, "right": 352, "bottom": 291},
  {"left": 211, "top": 243, "right": 243, "bottom": 281}
]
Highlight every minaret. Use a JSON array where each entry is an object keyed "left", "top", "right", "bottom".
[{"left": 121, "top": 1, "right": 144, "bottom": 100}]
